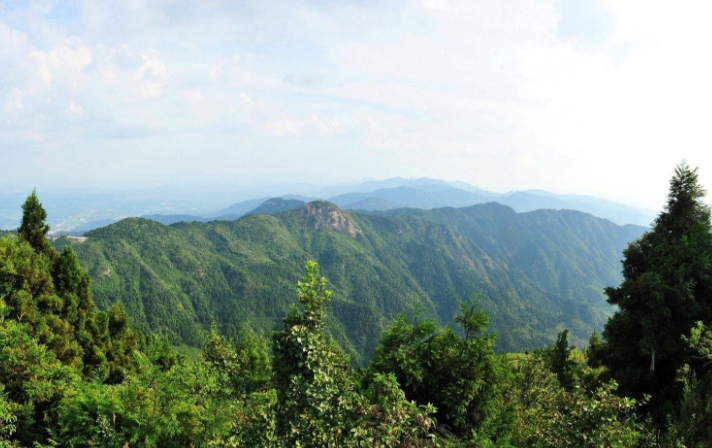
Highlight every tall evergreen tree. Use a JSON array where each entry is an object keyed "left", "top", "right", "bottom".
[
  {"left": 587, "top": 330, "right": 603, "bottom": 368},
  {"left": 17, "top": 190, "right": 54, "bottom": 257},
  {"left": 549, "top": 329, "right": 574, "bottom": 390},
  {"left": 603, "top": 162, "right": 712, "bottom": 416},
  {"left": 52, "top": 246, "right": 113, "bottom": 377}
]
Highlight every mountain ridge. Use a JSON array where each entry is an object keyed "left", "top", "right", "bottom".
[{"left": 61, "top": 201, "right": 646, "bottom": 363}]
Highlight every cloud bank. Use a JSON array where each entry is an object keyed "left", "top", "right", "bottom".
[{"left": 1, "top": 0, "right": 711, "bottom": 208}]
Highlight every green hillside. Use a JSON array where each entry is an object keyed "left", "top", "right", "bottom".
[{"left": 60, "top": 201, "right": 645, "bottom": 363}]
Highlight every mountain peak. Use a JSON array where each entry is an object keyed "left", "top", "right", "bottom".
[
  {"left": 298, "top": 201, "right": 363, "bottom": 237},
  {"left": 245, "top": 197, "right": 305, "bottom": 216}
]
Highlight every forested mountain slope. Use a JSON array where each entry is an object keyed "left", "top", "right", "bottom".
[
  {"left": 141, "top": 214, "right": 208, "bottom": 225},
  {"left": 60, "top": 201, "right": 645, "bottom": 363},
  {"left": 328, "top": 185, "right": 655, "bottom": 226},
  {"left": 332, "top": 186, "right": 493, "bottom": 210}
]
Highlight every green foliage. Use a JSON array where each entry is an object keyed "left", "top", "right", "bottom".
[
  {"left": 587, "top": 330, "right": 604, "bottom": 368},
  {"left": 352, "top": 372, "right": 437, "bottom": 447},
  {"left": 270, "top": 261, "right": 438, "bottom": 448},
  {"left": 0, "top": 193, "right": 146, "bottom": 446},
  {"left": 0, "top": 386, "right": 17, "bottom": 447},
  {"left": 548, "top": 329, "right": 575, "bottom": 390},
  {"left": 51, "top": 351, "right": 240, "bottom": 447},
  {"left": 1, "top": 205, "right": 141, "bottom": 384},
  {"left": 103, "top": 302, "right": 142, "bottom": 382},
  {"left": 271, "top": 260, "right": 360, "bottom": 446},
  {"left": 660, "top": 366, "right": 712, "bottom": 447},
  {"left": 685, "top": 321, "right": 712, "bottom": 364},
  {"left": 61, "top": 200, "right": 646, "bottom": 362},
  {"left": 508, "top": 353, "right": 653, "bottom": 448},
  {"left": 202, "top": 325, "right": 271, "bottom": 396},
  {"left": 660, "top": 322, "right": 712, "bottom": 447},
  {"left": 516, "top": 381, "right": 651, "bottom": 447},
  {"left": 603, "top": 163, "right": 712, "bottom": 417},
  {"left": 18, "top": 190, "right": 54, "bottom": 258},
  {"left": 0, "top": 319, "right": 79, "bottom": 445},
  {"left": 6, "top": 183, "right": 712, "bottom": 446},
  {"left": 369, "top": 295, "right": 510, "bottom": 441}
]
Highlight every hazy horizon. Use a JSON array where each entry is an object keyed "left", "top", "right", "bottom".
[
  {"left": 3, "top": 0, "right": 712, "bottom": 210},
  {"left": 0, "top": 174, "right": 661, "bottom": 212}
]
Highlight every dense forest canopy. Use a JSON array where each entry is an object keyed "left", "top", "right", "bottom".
[
  {"left": 0, "top": 163, "right": 711, "bottom": 446},
  {"left": 55, "top": 200, "right": 645, "bottom": 364}
]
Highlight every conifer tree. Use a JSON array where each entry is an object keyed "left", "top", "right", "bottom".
[
  {"left": 549, "top": 329, "right": 574, "bottom": 390},
  {"left": 52, "top": 246, "right": 112, "bottom": 376},
  {"left": 17, "top": 190, "right": 54, "bottom": 257},
  {"left": 587, "top": 330, "right": 603, "bottom": 368},
  {"left": 103, "top": 303, "right": 142, "bottom": 382},
  {"left": 603, "top": 162, "right": 712, "bottom": 415}
]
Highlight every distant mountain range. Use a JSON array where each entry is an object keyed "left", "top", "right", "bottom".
[
  {"left": 35, "top": 177, "right": 657, "bottom": 235},
  {"left": 209, "top": 178, "right": 656, "bottom": 227},
  {"left": 208, "top": 197, "right": 269, "bottom": 218},
  {"left": 244, "top": 198, "right": 306, "bottom": 216},
  {"left": 56, "top": 200, "right": 646, "bottom": 363}
]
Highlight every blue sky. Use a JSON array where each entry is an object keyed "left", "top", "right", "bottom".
[{"left": 1, "top": 0, "right": 711, "bottom": 208}]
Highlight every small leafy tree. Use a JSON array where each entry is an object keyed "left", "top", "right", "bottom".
[
  {"left": 351, "top": 372, "right": 437, "bottom": 447},
  {"left": 271, "top": 261, "right": 438, "bottom": 448},
  {"left": 660, "top": 322, "right": 712, "bottom": 447},
  {"left": 202, "top": 325, "right": 271, "bottom": 397},
  {"left": 0, "top": 319, "right": 79, "bottom": 445},
  {"left": 272, "top": 260, "right": 360, "bottom": 447},
  {"left": 509, "top": 353, "right": 653, "bottom": 448},
  {"left": 49, "top": 352, "right": 235, "bottom": 447},
  {"left": 369, "top": 296, "right": 510, "bottom": 441}
]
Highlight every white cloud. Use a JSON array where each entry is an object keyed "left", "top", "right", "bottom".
[
  {"left": 264, "top": 114, "right": 342, "bottom": 137},
  {"left": 1, "top": 0, "right": 711, "bottom": 208},
  {"left": 421, "top": 0, "right": 451, "bottom": 13},
  {"left": 189, "top": 91, "right": 205, "bottom": 102},
  {"left": 239, "top": 92, "right": 265, "bottom": 109},
  {"left": 4, "top": 89, "right": 24, "bottom": 112},
  {"left": 138, "top": 82, "right": 164, "bottom": 99},
  {"left": 69, "top": 100, "right": 84, "bottom": 117},
  {"left": 134, "top": 50, "right": 166, "bottom": 80},
  {"left": 28, "top": 37, "right": 92, "bottom": 85}
]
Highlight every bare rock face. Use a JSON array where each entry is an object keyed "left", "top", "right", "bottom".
[{"left": 297, "top": 201, "right": 363, "bottom": 238}]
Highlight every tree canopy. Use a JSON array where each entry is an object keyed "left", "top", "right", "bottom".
[
  {"left": 17, "top": 190, "right": 53, "bottom": 257},
  {"left": 1, "top": 174, "right": 711, "bottom": 446},
  {"left": 604, "top": 162, "right": 712, "bottom": 417}
]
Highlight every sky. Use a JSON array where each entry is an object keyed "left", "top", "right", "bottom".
[{"left": 1, "top": 0, "right": 711, "bottom": 209}]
